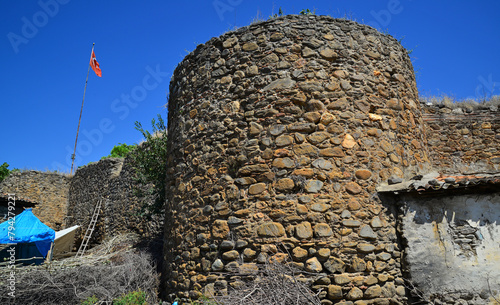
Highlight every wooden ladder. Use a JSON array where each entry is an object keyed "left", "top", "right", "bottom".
[{"left": 76, "top": 199, "right": 103, "bottom": 257}]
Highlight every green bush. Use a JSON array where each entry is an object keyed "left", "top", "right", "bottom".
[
  {"left": 102, "top": 143, "right": 137, "bottom": 159},
  {"left": 0, "top": 162, "right": 18, "bottom": 182},
  {"left": 97, "top": 113, "right": 167, "bottom": 218},
  {"left": 0, "top": 162, "right": 9, "bottom": 182},
  {"left": 130, "top": 114, "right": 168, "bottom": 218},
  {"left": 299, "top": 8, "right": 315, "bottom": 15},
  {"left": 80, "top": 295, "right": 99, "bottom": 305},
  {"left": 270, "top": 7, "right": 284, "bottom": 18},
  {"left": 112, "top": 290, "right": 147, "bottom": 305}
]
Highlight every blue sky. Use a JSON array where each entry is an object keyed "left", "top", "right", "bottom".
[{"left": 1, "top": 1, "right": 499, "bottom": 173}]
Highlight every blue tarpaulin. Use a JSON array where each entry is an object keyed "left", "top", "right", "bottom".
[{"left": 0, "top": 208, "right": 55, "bottom": 258}]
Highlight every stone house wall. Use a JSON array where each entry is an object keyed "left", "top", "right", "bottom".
[{"left": 396, "top": 189, "right": 500, "bottom": 304}]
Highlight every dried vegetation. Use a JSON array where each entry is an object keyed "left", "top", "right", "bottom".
[
  {"left": 420, "top": 94, "right": 500, "bottom": 111},
  {"left": 214, "top": 260, "right": 321, "bottom": 305},
  {"left": 0, "top": 234, "right": 159, "bottom": 305},
  {"left": 185, "top": 256, "right": 321, "bottom": 305}
]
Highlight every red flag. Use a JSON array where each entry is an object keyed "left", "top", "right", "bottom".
[{"left": 90, "top": 50, "right": 102, "bottom": 77}]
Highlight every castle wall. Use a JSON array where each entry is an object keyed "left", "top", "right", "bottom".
[
  {"left": 422, "top": 104, "right": 500, "bottom": 174},
  {"left": 0, "top": 171, "right": 70, "bottom": 230},
  {"left": 2, "top": 14, "right": 500, "bottom": 305},
  {"left": 164, "top": 14, "right": 430, "bottom": 303},
  {"left": 67, "top": 157, "right": 160, "bottom": 246}
]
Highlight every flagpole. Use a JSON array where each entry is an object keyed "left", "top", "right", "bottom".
[{"left": 71, "top": 43, "right": 94, "bottom": 175}]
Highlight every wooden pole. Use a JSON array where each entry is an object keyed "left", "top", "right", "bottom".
[{"left": 70, "top": 43, "right": 94, "bottom": 175}]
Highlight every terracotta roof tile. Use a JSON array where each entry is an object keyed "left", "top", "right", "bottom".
[{"left": 378, "top": 173, "right": 500, "bottom": 193}]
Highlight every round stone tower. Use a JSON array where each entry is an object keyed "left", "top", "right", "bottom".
[{"left": 164, "top": 14, "right": 429, "bottom": 303}]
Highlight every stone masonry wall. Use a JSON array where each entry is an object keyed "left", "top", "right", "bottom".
[
  {"left": 164, "top": 15, "right": 431, "bottom": 304},
  {"left": 0, "top": 171, "right": 70, "bottom": 230},
  {"left": 422, "top": 104, "right": 500, "bottom": 174},
  {"left": 67, "top": 157, "right": 160, "bottom": 247}
]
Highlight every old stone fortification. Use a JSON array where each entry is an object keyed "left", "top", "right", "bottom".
[
  {"left": 67, "top": 157, "right": 160, "bottom": 246},
  {"left": 422, "top": 104, "right": 500, "bottom": 174},
  {"left": 0, "top": 156, "right": 160, "bottom": 249},
  {"left": 163, "top": 14, "right": 500, "bottom": 304},
  {"left": 0, "top": 170, "right": 70, "bottom": 230},
  {"left": 164, "top": 14, "right": 433, "bottom": 303},
  {"left": 1, "top": 14, "right": 499, "bottom": 305}
]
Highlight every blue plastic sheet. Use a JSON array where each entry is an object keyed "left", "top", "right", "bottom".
[{"left": 0, "top": 208, "right": 55, "bottom": 257}]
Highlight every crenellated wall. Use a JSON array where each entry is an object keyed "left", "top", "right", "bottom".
[{"left": 163, "top": 14, "right": 432, "bottom": 303}]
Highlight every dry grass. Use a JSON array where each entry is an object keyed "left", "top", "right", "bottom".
[{"left": 420, "top": 94, "right": 500, "bottom": 111}]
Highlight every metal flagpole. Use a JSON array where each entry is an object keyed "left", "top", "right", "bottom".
[{"left": 70, "top": 43, "right": 94, "bottom": 175}]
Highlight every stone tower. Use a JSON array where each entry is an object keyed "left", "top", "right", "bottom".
[{"left": 164, "top": 14, "right": 430, "bottom": 303}]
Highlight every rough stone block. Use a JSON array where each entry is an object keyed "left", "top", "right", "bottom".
[{"left": 257, "top": 222, "right": 285, "bottom": 237}]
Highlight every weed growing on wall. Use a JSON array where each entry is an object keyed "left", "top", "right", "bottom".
[
  {"left": 299, "top": 8, "right": 316, "bottom": 15},
  {"left": 130, "top": 114, "right": 168, "bottom": 218},
  {"left": 270, "top": 7, "right": 284, "bottom": 19},
  {"left": 420, "top": 94, "right": 500, "bottom": 110}
]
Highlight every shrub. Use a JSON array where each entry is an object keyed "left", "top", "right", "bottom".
[
  {"left": 0, "top": 162, "right": 9, "bottom": 182},
  {"left": 113, "top": 290, "right": 147, "bottom": 305},
  {"left": 130, "top": 114, "right": 168, "bottom": 218},
  {"left": 81, "top": 295, "right": 99, "bottom": 305},
  {"left": 98, "top": 113, "right": 167, "bottom": 219},
  {"left": 0, "top": 162, "right": 18, "bottom": 182},
  {"left": 102, "top": 143, "right": 137, "bottom": 159}
]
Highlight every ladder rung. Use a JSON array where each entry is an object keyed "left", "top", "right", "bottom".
[{"left": 76, "top": 199, "right": 103, "bottom": 257}]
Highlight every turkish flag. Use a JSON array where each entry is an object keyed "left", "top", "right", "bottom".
[{"left": 90, "top": 50, "right": 102, "bottom": 77}]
